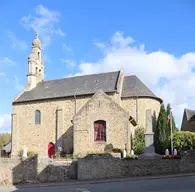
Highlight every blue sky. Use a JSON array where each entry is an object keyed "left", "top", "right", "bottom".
[{"left": 0, "top": 0, "right": 195, "bottom": 132}]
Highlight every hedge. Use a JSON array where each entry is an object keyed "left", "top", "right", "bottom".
[{"left": 173, "top": 131, "right": 195, "bottom": 150}]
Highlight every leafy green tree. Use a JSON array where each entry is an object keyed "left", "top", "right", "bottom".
[
  {"left": 133, "top": 126, "right": 145, "bottom": 155},
  {"left": 0, "top": 133, "right": 11, "bottom": 150}
]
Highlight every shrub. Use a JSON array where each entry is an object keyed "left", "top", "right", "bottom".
[
  {"left": 112, "top": 148, "right": 123, "bottom": 153},
  {"left": 60, "top": 151, "right": 66, "bottom": 157},
  {"left": 27, "top": 151, "right": 37, "bottom": 157},
  {"left": 133, "top": 126, "right": 145, "bottom": 155},
  {"left": 18, "top": 149, "right": 23, "bottom": 157},
  {"left": 173, "top": 131, "right": 195, "bottom": 151}
]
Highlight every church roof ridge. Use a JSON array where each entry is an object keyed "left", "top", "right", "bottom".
[{"left": 43, "top": 70, "right": 120, "bottom": 83}]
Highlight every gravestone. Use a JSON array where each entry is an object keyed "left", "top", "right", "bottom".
[
  {"left": 139, "top": 109, "right": 161, "bottom": 159},
  {"left": 22, "top": 146, "right": 28, "bottom": 158}
]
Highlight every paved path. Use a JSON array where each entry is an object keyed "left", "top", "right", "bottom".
[{"left": 1, "top": 175, "right": 195, "bottom": 192}]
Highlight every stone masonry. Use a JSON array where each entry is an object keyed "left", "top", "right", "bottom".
[
  {"left": 73, "top": 91, "right": 129, "bottom": 156},
  {"left": 12, "top": 94, "right": 160, "bottom": 157},
  {"left": 0, "top": 155, "right": 77, "bottom": 186},
  {"left": 1, "top": 150, "right": 195, "bottom": 186},
  {"left": 78, "top": 150, "right": 195, "bottom": 180}
]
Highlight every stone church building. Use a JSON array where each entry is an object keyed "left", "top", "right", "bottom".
[{"left": 11, "top": 33, "right": 163, "bottom": 157}]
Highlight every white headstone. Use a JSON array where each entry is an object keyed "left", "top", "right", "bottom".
[
  {"left": 173, "top": 148, "right": 177, "bottom": 155},
  {"left": 130, "top": 150, "right": 134, "bottom": 156},
  {"left": 58, "top": 146, "right": 62, "bottom": 152},
  {"left": 23, "top": 147, "right": 27, "bottom": 158},
  {"left": 123, "top": 149, "right": 127, "bottom": 158},
  {"left": 165, "top": 149, "right": 169, "bottom": 156}
]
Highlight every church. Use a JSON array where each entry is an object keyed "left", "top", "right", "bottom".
[{"left": 11, "top": 33, "right": 163, "bottom": 158}]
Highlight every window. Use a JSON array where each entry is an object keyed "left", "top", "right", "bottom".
[
  {"left": 35, "top": 110, "right": 41, "bottom": 124},
  {"left": 94, "top": 120, "right": 106, "bottom": 142}
]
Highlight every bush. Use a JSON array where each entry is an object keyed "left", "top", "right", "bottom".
[
  {"left": 173, "top": 131, "right": 195, "bottom": 151},
  {"left": 112, "top": 148, "right": 123, "bottom": 153},
  {"left": 133, "top": 126, "right": 145, "bottom": 155},
  {"left": 18, "top": 149, "right": 23, "bottom": 157},
  {"left": 134, "top": 142, "right": 144, "bottom": 155},
  {"left": 27, "top": 151, "right": 37, "bottom": 157}
]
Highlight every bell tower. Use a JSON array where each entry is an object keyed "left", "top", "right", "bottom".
[{"left": 26, "top": 32, "right": 44, "bottom": 90}]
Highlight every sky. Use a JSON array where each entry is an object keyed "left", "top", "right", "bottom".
[{"left": 0, "top": 0, "right": 195, "bottom": 133}]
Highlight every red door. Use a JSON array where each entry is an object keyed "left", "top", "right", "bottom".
[{"left": 48, "top": 142, "right": 55, "bottom": 158}]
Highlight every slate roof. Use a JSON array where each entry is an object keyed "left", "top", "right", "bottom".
[
  {"left": 13, "top": 71, "right": 162, "bottom": 103},
  {"left": 122, "top": 75, "right": 162, "bottom": 102},
  {"left": 181, "top": 108, "right": 195, "bottom": 132},
  {"left": 13, "top": 71, "right": 120, "bottom": 103},
  {"left": 3, "top": 141, "right": 11, "bottom": 153},
  {"left": 184, "top": 108, "right": 195, "bottom": 121}
]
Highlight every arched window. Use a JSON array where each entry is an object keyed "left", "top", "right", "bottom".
[
  {"left": 38, "top": 52, "right": 40, "bottom": 59},
  {"left": 35, "top": 110, "right": 41, "bottom": 124},
  {"left": 94, "top": 120, "right": 106, "bottom": 142}
]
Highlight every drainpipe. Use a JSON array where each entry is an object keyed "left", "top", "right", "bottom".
[
  {"left": 74, "top": 95, "right": 77, "bottom": 115},
  {"left": 73, "top": 95, "right": 77, "bottom": 156},
  {"left": 55, "top": 107, "right": 62, "bottom": 151},
  {"left": 55, "top": 108, "right": 59, "bottom": 150},
  {"left": 11, "top": 113, "right": 16, "bottom": 157},
  {"left": 136, "top": 96, "right": 138, "bottom": 123}
]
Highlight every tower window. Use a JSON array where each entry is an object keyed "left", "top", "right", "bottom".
[{"left": 38, "top": 52, "right": 40, "bottom": 59}]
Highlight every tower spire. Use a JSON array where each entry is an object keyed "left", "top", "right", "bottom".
[{"left": 26, "top": 32, "right": 44, "bottom": 90}]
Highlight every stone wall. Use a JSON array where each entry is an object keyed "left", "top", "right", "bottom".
[
  {"left": 0, "top": 156, "right": 77, "bottom": 186},
  {"left": 121, "top": 98, "right": 161, "bottom": 135},
  {"left": 77, "top": 150, "right": 195, "bottom": 180},
  {"left": 12, "top": 91, "right": 161, "bottom": 157},
  {"left": 11, "top": 92, "right": 119, "bottom": 157},
  {"left": 12, "top": 96, "right": 90, "bottom": 157}
]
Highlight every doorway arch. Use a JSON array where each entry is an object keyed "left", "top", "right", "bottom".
[{"left": 48, "top": 142, "right": 55, "bottom": 158}]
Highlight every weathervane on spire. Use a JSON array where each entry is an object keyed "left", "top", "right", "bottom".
[{"left": 36, "top": 32, "right": 39, "bottom": 39}]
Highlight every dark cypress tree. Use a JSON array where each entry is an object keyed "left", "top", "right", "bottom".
[{"left": 154, "top": 104, "right": 167, "bottom": 154}]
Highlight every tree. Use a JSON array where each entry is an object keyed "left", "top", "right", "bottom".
[
  {"left": 133, "top": 126, "right": 145, "bottom": 155},
  {"left": 154, "top": 104, "right": 168, "bottom": 154},
  {"left": 166, "top": 103, "right": 178, "bottom": 134},
  {"left": 0, "top": 133, "right": 11, "bottom": 150}
]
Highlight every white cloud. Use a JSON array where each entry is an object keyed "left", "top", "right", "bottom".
[
  {"left": 0, "top": 57, "right": 16, "bottom": 65},
  {"left": 0, "top": 72, "right": 6, "bottom": 77},
  {"left": 63, "top": 44, "right": 72, "bottom": 51},
  {"left": 70, "top": 31, "right": 195, "bottom": 129},
  {"left": 42, "top": 53, "right": 50, "bottom": 63},
  {"left": 94, "top": 42, "right": 106, "bottom": 49},
  {"left": 0, "top": 114, "right": 11, "bottom": 133},
  {"left": 6, "top": 75, "right": 23, "bottom": 92},
  {"left": 61, "top": 59, "right": 76, "bottom": 68},
  {"left": 8, "top": 31, "right": 28, "bottom": 50},
  {"left": 20, "top": 4, "right": 65, "bottom": 47},
  {"left": 13, "top": 75, "right": 23, "bottom": 91}
]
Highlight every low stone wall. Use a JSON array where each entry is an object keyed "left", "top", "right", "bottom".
[
  {"left": 78, "top": 150, "right": 195, "bottom": 180},
  {"left": 0, "top": 155, "right": 77, "bottom": 186}
]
